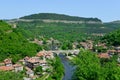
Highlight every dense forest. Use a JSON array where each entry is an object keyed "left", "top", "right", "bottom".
[
  {"left": 72, "top": 49, "right": 120, "bottom": 80},
  {"left": 20, "top": 13, "right": 101, "bottom": 22},
  {"left": 15, "top": 14, "right": 120, "bottom": 41},
  {"left": 16, "top": 21, "right": 119, "bottom": 41},
  {"left": 7, "top": 13, "right": 119, "bottom": 51},
  {"left": 103, "top": 29, "right": 120, "bottom": 46},
  {"left": 0, "top": 20, "right": 42, "bottom": 62}
]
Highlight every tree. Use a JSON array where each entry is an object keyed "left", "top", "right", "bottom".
[
  {"left": 35, "top": 66, "right": 42, "bottom": 75},
  {"left": 35, "top": 66, "right": 42, "bottom": 74},
  {"left": 50, "top": 57, "right": 64, "bottom": 80},
  {"left": 0, "top": 71, "right": 23, "bottom": 80},
  {"left": 72, "top": 49, "right": 120, "bottom": 80},
  {"left": 72, "top": 49, "right": 101, "bottom": 80}
]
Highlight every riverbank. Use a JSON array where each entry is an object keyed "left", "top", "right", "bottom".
[{"left": 59, "top": 54, "right": 76, "bottom": 80}]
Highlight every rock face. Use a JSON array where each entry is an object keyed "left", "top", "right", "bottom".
[{"left": 7, "top": 18, "right": 102, "bottom": 25}]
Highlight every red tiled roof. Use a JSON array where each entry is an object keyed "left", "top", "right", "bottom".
[
  {"left": 27, "top": 57, "right": 40, "bottom": 63},
  {"left": 24, "top": 56, "right": 30, "bottom": 60},
  {"left": 36, "top": 51, "right": 45, "bottom": 57},
  {"left": 117, "top": 50, "right": 120, "bottom": 53},
  {"left": 0, "top": 66, "right": 14, "bottom": 71},
  {"left": 19, "top": 59, "right": 24, "bottom": 62},
  {"left": 13, "top": 64, "right": 22, "bottom": 67},
  {"left": 98, "top": 53, "right": 110, "bottom": 58}
]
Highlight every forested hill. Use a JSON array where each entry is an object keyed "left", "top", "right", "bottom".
[
  {"left": 20, "top": 13, "right": 102, "bottom": 22},
  {"left": 0, "top": 20, "right": 41, "bottom": 62}
]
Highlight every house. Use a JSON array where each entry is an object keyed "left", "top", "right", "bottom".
[
  {"left": 25, "top": 67, "right": 34, "bottom": 78},
  {"left": 37, "top": 50, "right": 54, "bottom": 59},
  {"left": 80, "top": 40, "right": 93, "bottom": 50},
  {"left": 4, "top": 58, "right": 12, "bottom": 66},
  {"left": 25, "top": 57, "right": 40, "bottom": 69},
  {"left": 45, "top": 51, "right": 54, "bottom": 59},
  {"left": 98, "top": 53, "right": 110, "bottom": 59},
  {"left": 115, "top": 46, "right": 120, "bottom": 50},
  {"left": 0, "top": 66, "right": 14, "bottom": 71},
  {"left": 19, "top": 56, "right": 31, "bottom": 65},
  {"left": 116, "top": 50, "right": 120, "bottom": 54},
  {"left": 24, "top": 56, "right": 30, "bottom": 61},
  {"left": 107, "top": 50, "right": 116, "bottom": 54},
  {"left": 31, "top": 38, "right": 43, "bottom": 45},
  {"left": 19, "top": 59, "right": 25, "bottom": 64},
  {"left": 96, "top": 43, "right": 107, "bottom": 49},
  {"left": 23, "top": 77, "right": 32, "bottom": 80},
  {"left": 36, "top": 51, "right": 45, "bottom": 57},
  {"left": 86, "top": 40, "right": 93, "bottom": 50},
  {"left": 13, "top": 64, "right": 23, "bottom": 72},
  {"left": 107, "top": 50, "right": 116, "bottom": 56},
  {"left": 39, "top": 60, "right": 47, "bottom": 66},
  {"left": 26, "top": 70, "right": 34, "bottom": 78},
  {"left": 80, "top": 42, "right": 88, "bottom": 49}
]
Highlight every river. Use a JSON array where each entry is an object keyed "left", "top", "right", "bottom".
[{"left": 59, "top": 54, "right": 76, "bottom": 80}]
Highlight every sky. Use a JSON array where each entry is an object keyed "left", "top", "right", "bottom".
[{"left": 0, "top": 0, "right": 120, "bottom": 22}]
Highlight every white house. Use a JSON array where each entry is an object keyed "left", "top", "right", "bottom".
[{"left": 13, "top": 64, "right": 23, "bottom": 72}]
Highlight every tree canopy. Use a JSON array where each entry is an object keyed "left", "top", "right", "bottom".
[
  {"left": 72, "top": 49, "right": 120, "bottom": 80},
  {"left": 0, "top": 20, "right": 42, "bottom": 62},
  {"left": 103, "top": 29, "right": 120, "bottom": 46},
  {"left": 20, "top": 13, "right": 101, "bottom": 22}
]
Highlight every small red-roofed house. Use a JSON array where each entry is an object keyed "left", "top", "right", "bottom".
[
  {"left": 36, "top": 51, "right": 45, "bottom": 57},
  {"left": 4, "top": 58, "right": 12, "bottom": 66},
  {"left": 26, "top": 69, "right": 34, "bottom": 78},
  {"left": 13, "top": 64, "right": 23, "bottom": 72},
  {"left": 98, "top": 53, "right": 110, "bottom": 59},
  {"left": 0, "top": 66, "right": 14, "bottom": 71},
  {"left": 25, "top": 57, "right": 40, "bottom": 69}
]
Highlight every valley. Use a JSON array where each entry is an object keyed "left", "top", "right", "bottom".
[{"left": 0, "top": 13, "right": 120, "bottom": 80}]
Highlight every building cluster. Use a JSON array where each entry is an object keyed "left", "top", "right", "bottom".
[
  {"left": 0, "top": 50, "right": 54, "bottom": 80},
  {"left": 0, "top": 58, "right": 23, "bottom": 72},
  {"left": 97, "top": 46, "right": 120, "bottom": 59},
  {"left": 80, "top": 40, "right": 120, "bottom": 61},
  {"left": 80, "top": 40, "right": 93, "bottom": 50}
]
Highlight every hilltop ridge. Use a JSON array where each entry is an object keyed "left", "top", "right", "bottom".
[{"left": 20, "top": 13, "right": 102, "bottom": 22}]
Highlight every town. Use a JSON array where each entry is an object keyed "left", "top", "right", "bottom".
[{"left": 0, "top": 39, "right": 120, "bottom": 80}]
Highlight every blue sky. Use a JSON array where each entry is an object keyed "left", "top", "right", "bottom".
[{"left": 0, "top": 0, "right": 120, "bottom": 22}]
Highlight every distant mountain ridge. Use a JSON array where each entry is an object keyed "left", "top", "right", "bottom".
[
  {"left": 20, "top": 13, "right": 102, "bottom": 22},
  {"left": 110, "top": 20, "right": 120, "bottom": 23}
]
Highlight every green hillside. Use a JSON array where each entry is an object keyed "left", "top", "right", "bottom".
[
  {"left": 20, "top": 13, "right": 101, "bottom": 22},
  {"left": 0, "top": 20, "right": 41, "bottom": 62},
  {"left": 16, "top": 20, "right": 120, "bottom": 41},
  {"left": 7, "top": 13, "right": 120, "bottom": 50},
  {"left": 103, "top": 29, "right": 120, "bottom": 46}
]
